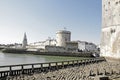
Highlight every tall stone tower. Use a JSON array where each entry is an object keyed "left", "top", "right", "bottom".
[
  {"left": 22, "top": 32, "right": 28, "bottom": 49},
  {"left": 101, "top": 0, "right": 120, "bottom": 60},
  {"left": 56, "top": 30, "right": 71, "bottom": 47}
]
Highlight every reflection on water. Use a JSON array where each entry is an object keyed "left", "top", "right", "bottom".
[{"left": 0, "top": 51, "right": 84, "bottom": 66}]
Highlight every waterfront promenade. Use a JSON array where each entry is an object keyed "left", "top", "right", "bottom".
[
  {"left": 0, "top": 58, "right": 105, "bottom": 80},
  {"left": 0, "top": 57, "right": 120, "bottom": 80}
]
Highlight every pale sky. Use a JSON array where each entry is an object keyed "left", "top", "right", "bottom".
[{"left": 0, "top": 0, "right": 101, "bottom": 44}]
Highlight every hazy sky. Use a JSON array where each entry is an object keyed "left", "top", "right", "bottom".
[{"left": 0, "top": 0, "right": 101, "bottom": 44}]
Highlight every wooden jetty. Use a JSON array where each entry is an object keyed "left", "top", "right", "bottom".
[{"left": 0, "top": 57, "right": 105, "bottom": 78}]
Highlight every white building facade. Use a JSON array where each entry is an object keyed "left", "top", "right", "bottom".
[
  {"left": 45, "top": 45, "right": 66, "bottom": 52},
  {"left": 28, "top": 38, "right": 56, "bottom": 49},
  {"left": 78, "top": 41, "right": 97, "bottom": 52}
]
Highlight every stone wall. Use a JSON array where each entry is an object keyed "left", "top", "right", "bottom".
[{"left": 101, "top": 0, "right": 120, "bottom": 59}]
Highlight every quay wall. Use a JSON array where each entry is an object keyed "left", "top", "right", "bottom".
[
  {"left": 2, "top": 48, "right": 94, "bottom": 57},
  {"left": 34, "top": 52, "right": 93, "bottom": 57}
]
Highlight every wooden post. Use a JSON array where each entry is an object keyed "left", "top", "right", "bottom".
[
  {"left": 41, "top": 63, "right": 43, "bottom": 68},
  {"left": 0, "top": 72, "right": 1, "bottom": 78},
  {"left": 32, "top": 64, "right": 34, "bottom": 73},
  {"left": 85, "top": 60, "right": 87, "bottom": 66},
  {"left": 79, "top": 60, "right": 81, "bottom": 64},
  {"left": 72, "top": 61, "right": 74, "bottom": 66},
  {"left": 21, "top": 65, "right": 24, "bottom": 74},
  {"left": 56, "top": 62, "right": 58, "bottom": 70},
  {"left": 62, "top": 62, "right": 64, "bottom": 68},
  {"left": 41, "top": 63, "right": 43, "bottom": 72},
  {"left": 49, "top": 63, "right": 51, "bottom": 71},
  {"left": 68, "top": 61, "right": 69, "bottom": 66},
  {"left": 49, "top": 63, "right": 51, "bottom": 68},
  {"left": 77, "top": 60, "right": 79, "bottom": 66},
  {"left": 9, "top": 66, "right": 12, "bottom": 76}
]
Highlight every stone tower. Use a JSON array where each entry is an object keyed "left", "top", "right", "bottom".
[
  {"left": 22, "top": 32, "right": 28, "bottom": 49},
  {"left": 56, "top": 30, "right": 71, "bottom": 47},
  {"left": 101, "top": 0, "right": 120, "bottom": 60}
]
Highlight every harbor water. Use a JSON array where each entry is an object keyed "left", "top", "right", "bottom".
[{"left": 0, "top": 51, "right": 86, "bottom": 66}]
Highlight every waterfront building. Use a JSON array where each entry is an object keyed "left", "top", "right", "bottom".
[
  {"left": 22, "top": 33, "right": 28, "bottom": 49},
  {"left": 66, "top": 41, "right": 78, "bottom": 52},
  {"left": 28, "top": 30, "right": 98, "bottom": 53},
  {"left": 101, "top": 0, "right": 120, "bottom": 59},
  {"left": 4, "top": 43, "right": 22, "bottom": 49},
  {"left": 45, "top": 45, "right": 66, "bottom": 52},
  {"left": 28, "top": 38, "right": 56, "bottom": 49},
  {"left": 78, "top": 41, "right": 97, "bottom": 52}
]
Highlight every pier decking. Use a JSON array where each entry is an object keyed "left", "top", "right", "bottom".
[{"left": 0, "top": 58, "right": 105, "bottom": 79}]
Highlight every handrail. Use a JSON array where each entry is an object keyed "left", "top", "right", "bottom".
[
  {"left": 0, "top": 59, "right": 85, "bottom": 67},
  {"left": 0, "top": 58, "right": 105, "bottom": 69},
  {"left": 0, "top": 57, "right": 105, "bottom": 78}
]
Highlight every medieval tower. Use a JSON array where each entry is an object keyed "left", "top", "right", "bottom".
[
  {"left": 101, "top": 0, "right": 120, "bottom": 59},
  {"left": 56, "top": 30, "right": 71, "bottom": 47},
  {"left": 22, "top": 32, "right": 28, "bottom": 49}
]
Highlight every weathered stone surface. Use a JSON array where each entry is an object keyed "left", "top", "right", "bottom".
[{"left": 101, "top": 0, "right": 120, "bottom": 59}]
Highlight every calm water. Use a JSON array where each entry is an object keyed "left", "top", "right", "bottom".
[{"left": 0, "top": 51, "right": 86, "bottom": 66}]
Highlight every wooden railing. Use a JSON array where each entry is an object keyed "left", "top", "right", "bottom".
[{"left": 0, "top": 57, "right": 105, "bottom": 78}]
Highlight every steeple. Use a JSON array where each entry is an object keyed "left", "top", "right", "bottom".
[{"left": 22, "top": 32, "right": 28, "bottom": 49}]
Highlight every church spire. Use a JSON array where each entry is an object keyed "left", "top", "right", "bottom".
[{"left": 22, "top": 32, "right": 28, "bottom": 49}]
